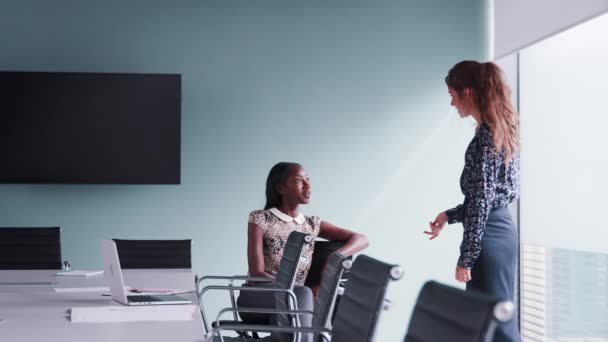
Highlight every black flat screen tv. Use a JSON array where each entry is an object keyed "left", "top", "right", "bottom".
[{"left": 0, "top": 71, "right": 181, "bottom": 184}]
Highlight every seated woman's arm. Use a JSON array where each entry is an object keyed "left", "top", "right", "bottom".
[
  {"left": 318, "top": 221, "right": 369, "bottom": 257},
  {"left": 247, "top": 222, "right": 275, "bottom": 279}
]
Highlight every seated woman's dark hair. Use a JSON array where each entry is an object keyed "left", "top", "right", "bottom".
[{"left": 264, "top": 162, "right": 302, "bottom": 210}]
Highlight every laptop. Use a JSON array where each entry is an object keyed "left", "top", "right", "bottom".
[{"left": 101, "top": 239, "right": 192, "bottom": 305}]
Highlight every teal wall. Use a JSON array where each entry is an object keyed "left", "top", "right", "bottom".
[{"left": 0, "top": 1, "right": 489, "bottom": 339}]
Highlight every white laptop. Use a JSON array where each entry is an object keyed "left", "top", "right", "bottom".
[{"left": 101, "top": 239, "right": 192, "bottom": 306}]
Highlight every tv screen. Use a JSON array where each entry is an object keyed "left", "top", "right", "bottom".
[{"left": 0, "top": 71, "right": 181, "bottom": 184}]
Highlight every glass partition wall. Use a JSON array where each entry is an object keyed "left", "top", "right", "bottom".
[{"left": 516, "top": 12, "right": 608, "bottom": 342}]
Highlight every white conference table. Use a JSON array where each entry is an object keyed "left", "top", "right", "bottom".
[{"left": 0, "top": 269, "right": 205, "bottom": 342}]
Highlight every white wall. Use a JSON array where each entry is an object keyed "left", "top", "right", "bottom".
[{"left": 494, "top": 0, "right": 608, "bottom": 58}]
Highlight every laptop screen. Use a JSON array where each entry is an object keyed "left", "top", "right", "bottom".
[{"left": 101, "top": 240, "right": 129, "bottom": 304}]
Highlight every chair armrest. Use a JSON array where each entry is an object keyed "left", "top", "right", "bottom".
[
  {"left": 198, "top": 285, "right": 297, "bottom": 332},
  {"left": 199, "top": 285, "right": 297, "bottom": 299},
  {"left": 195, "top": 275, "right": 274, "bottom": 295},
  {"left": 214, "top": 307, "right": 313, "bottom": 328},
  {"left": 204, "top": 323, "right": 331, "bottom": 342}
]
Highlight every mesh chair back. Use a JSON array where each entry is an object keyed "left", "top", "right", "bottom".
[
  {"left": 404, "top": 281, "right": 510, "bottom": 342},
  {"left": 0, "top": 227, "right": 62, "bottom": 270},
  {"left": 305, "top": 240, "right": 349, "bottom": 288},
  {"left": 274, "top": 231, "right": 312, "bottom": 327},
  {"left": 331, "top": 255, "right": 399, "bottom": 342},
  {"left": 312, "top": 252, "right": 348, "bottom": 330},
  {"left": 113, "top": 239, "right": 192, "bottom": 269}
]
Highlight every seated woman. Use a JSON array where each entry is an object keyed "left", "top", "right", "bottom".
[{"left": 237, "top": 162, "right": 369, "bottom": 342}]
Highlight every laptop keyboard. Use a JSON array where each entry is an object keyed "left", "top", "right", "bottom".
[{"left": 127, "top": 295, "right": 164, "bottom": 302}]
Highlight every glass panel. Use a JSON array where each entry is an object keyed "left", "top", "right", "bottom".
[{"left": 519, "top": 12, "right": 608, "bottom": 342}]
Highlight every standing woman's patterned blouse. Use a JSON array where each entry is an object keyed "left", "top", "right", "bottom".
[
  {"left": 249, "top": 208, "right": 321, "bottom": 286},
  {"left": 445, "top": 124, "right": 520, "bottom": 269}
]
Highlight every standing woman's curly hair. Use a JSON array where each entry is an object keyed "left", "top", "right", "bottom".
[
  {"left": 264, "top": 162, "right": 302, "bottom": 210},
  {"left": 445, "top": 60, "right": 519, "bottom": 163}
]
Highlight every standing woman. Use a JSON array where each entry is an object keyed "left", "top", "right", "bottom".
[
  {"left": 238, "top": 162, "right": 369, "bottom": 342},
  {"left": 426, "top": 61, "right": 521, "bottom": 341}
]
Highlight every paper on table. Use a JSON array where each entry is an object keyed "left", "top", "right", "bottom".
[
  {"left": 0, "top": 281, "right": 57, "bottom": 285},
  {"left": 70, "top": 305, "right": 196, "bottom": 323},
  {"left": 56, "top": 270, "right": 104, "bottom": 276},
  {"left": 54, "top": 286, "right": 132, "bottom": 293}
]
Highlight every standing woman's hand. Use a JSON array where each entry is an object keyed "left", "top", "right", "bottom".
[
  {"left": 455, "top": 266, "right": 471, "bottom": 282},
  {"left": 424, "top": 211, "right": 448, "bottom": 240}
]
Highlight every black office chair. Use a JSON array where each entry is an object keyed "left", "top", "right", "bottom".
[
  {"left": 330, "top": 254, "right": 401, "bottom": 342},
  {"left": 403, "top": 280, "right": 515, "bottom": 342},
  {"left": 304, "top": 240, "right": 349, "bottom": 289},
  {"left": 272, "top": 251, "right": 350, "bottom": 342},
  {"left": 304, "top": 239, "right": 352, "bottom": 328},
  {"left": 211, "top": 252, "right": 350, "bottom": 342},
  {"left": 205, "top": 254, "right": 403, "bottom": 342},
  {"left": 311, "top": 252, "right": 350, "bottom": 330},
  {"left": 0, "top": 227, "right": 62, "bottom": 270},
  {"left": 112, "top": 239, "right": 192, "bottom": 269},
  {"left": 197, "top": 231, "right": 314, "bottom": 336}
]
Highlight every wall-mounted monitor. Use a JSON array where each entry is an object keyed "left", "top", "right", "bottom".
[{"left": 0, "top": 71, "right": 181, "bottom": 184}]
